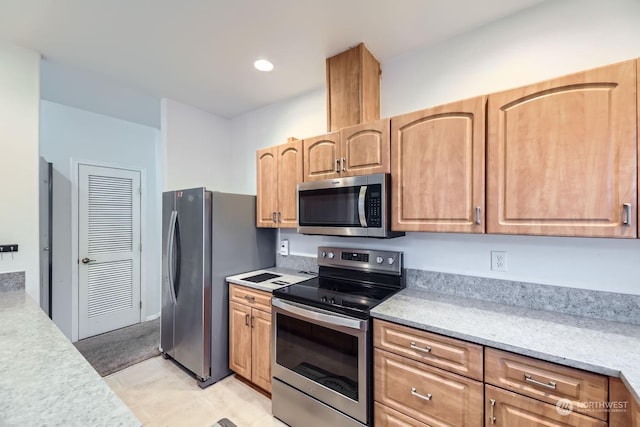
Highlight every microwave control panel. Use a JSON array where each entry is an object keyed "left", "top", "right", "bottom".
[{"left": 368, "top": 186, "right": 382, "bottom": 228}]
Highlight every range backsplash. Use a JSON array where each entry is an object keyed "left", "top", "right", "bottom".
[{"left": 276, "top": 254, "right": 640, "bottom": 326}]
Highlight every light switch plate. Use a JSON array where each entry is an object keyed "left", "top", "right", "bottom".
[{"left": 280, "top": 239, "right": 289, "bottom": 256}]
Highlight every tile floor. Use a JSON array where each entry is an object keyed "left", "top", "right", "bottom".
[{"left": 105, "top": 356, "right": 288, "bottom": 427}]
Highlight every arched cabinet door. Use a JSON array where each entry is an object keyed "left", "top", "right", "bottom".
[
  {"left": 341, "top": 118, "right": 390, "bottom": 177},
  {"left": 303, "top": 132, "right": 340, "bottom": 182},
  {"left": 391, "top": 96, "right": 486, "bottom": 233},
  {"left": 256, "top": 146, "right": 278, "bottom": 228},
  {"left": 487, "top": 59, "right": 637, "bottom": 238},
  {"left": 277, "top": 139, "right": 303, "bottom": 228}
]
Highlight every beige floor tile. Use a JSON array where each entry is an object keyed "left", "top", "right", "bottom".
[{"left": 107, "top": 356, "right": 282, "bottom": 427}]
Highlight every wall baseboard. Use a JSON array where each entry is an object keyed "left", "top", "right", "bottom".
[{"left": 145, "top": 312, "right": 160, "bottom": 322}]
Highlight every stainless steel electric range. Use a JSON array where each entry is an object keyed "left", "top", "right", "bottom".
[{"left": 271, "top": 246, "right": 404, "bottom": 427}]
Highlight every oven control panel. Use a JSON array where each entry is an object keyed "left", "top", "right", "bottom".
[{"left": 318, "top": 246, "right": 403, "bottom": 275}]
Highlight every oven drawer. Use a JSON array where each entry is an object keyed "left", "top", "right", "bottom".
[
  {"left": 374, "top": 319, "right": 483, "bottom": 380},
  {"left": 485, "top": 347, "right": 609, "bottom": 421},
  {"left": 229, "top": 284, "right": 272, "bottom": 313},
  {"left": 374, "top": 348, "right": 483, "bottom": 427}
]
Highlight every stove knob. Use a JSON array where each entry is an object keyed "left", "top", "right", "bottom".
[
  {"left": 330, "top": 298, "right": 336, "bottom": 304},
  {"left": 387, "top": 257, "right": 395, "bottom": 265},
  {"left": 321, "top": 296, "right": 327, "bottom": 302},
  {"left": 376, "top": 256, "right": 384, "bottom": 264},
  {"left": 321, "top": 251, "right": 327, "bottom": 258},
  {"left": 327, "top": 251, "right": 335, "bottom": 259}
]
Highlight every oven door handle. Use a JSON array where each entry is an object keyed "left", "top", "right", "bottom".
[
  {"left": 272, "top": 298, "right": 368, "bottom": 332},
  {"left": 358, "top": 186, "right": 368, "bottom": 228}
]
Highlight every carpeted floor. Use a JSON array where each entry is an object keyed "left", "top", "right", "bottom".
[{"left": 74, "top": 317, "right": 161, "bottom": 377}]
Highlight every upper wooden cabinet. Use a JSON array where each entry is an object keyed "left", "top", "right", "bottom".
[
  {"left": 303, "top": 119, "right": 390, "bottom": 182},
  {"left": 326, "top": 43, "right": 381, "bottom": 132},
  {"left": 391, "top": 96, "right": 486, "bottom": 233},
  {"left": 487, "top": 59, "right": 637, "bottom": 238},
  {"left": 256, "top": 139, "right": 303, "bottom": 228}
]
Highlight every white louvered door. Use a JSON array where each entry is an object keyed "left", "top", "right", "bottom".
[{"left": 78, "top": 164, "right": 141, "bottom": 339}]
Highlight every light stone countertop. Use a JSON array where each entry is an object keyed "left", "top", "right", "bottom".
[
  {"left": 371, "top": 288, "right": 640, "bottom": 405},
  {"left": 0, "top": 291, "right": 140, "bottom": 426},
  {"left": 226, "top": 267, "right": 316, "bottom": 292}
]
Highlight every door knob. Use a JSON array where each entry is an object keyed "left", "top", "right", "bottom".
[{"left": 81, "top": 257, "right": 95, "bottom": 264}]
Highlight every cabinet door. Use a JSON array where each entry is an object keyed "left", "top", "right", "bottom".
[
  {"left": 391, "top": 96, "right": 486, "bottom": 233},
  {"left": 303, "top": 132, "right": 341, "bottom": 181},
  {"left": 487, "top": 59, "right": 637, "bottom": 237},
  {"left": 340, "top": 118, "right": 390, "bottom": 177},
  {"left": 251, "top": 308, "right": 272, "bottom": 393},
  {"left": 277, "top": 139, "right": 303, "bottom": 228},
  {"left": 256, "top": 147, "right": 278, "bottom": 228},
  {"left": 229, "top": 301, "right": 252, "bottom": 379},
  {"left": 609, "top": 377, "right": 640, "bottom": 427},
  {"left": 485, "top": 385, "right": 607, "bottom": 427}
]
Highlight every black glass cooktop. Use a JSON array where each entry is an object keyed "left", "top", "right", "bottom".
[{"left": 273, "top": 276, "right": 401, "bottom": 319}]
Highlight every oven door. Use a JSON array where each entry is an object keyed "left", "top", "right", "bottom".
[{"left": 272, "top": 297, "right": 369, "bottom": 424}]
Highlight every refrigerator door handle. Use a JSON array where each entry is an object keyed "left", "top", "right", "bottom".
[{"left": 166, "top": 210, "right": 178, "bottom": 304}]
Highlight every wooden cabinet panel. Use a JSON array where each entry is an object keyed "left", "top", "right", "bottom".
[
  {"left": 326, "top": 43, "right": 380, "bottom": 132},
  {"left": 485, "top": 348, "right": 608, "bottom": 421},
  {"left": 609, "top": 377, "right": 640, "bottom": 427},
  {"left": 303, "top": 132, "right": 340, "bottom": 181},
  {"left": 391, "top": 96, "right": 486, "bottom": 233},
  {"left": 374, "top": 319, "right": 483, "bottom": 381},
  {"left": 277, "top": 139, "right": 303, "bottom": 228},
  {"left": 229, "top": 284, "right": 272, "bottom": 313},
  {"left": 251, "top": 308, "right": 272, "bottom": 393},
  {"left": 375, "top": 348, "right": 483, "bottom": 427},
  {"left": 374, "top": 402, "right": 429, "bottom": 427},
  {"left": 256, "top": 147, "right": 278, "bottom": 228},
  {"left": 340, "top": 118, "right": 390, "bottom": 177},
  {"left": 485, "top": 385, "right": 607, "bottom": 427},
  {"left": 228, "top": 301, "right": 251, "bottom": 379},
  {"left": 487, "top": 59, "right": 637, "bottom": 237}
]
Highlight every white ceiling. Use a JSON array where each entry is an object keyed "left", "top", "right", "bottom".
[{"left": 0, "top": 0, "right": 546, "bottom": 121}]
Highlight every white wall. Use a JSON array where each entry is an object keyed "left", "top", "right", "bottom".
[
  {"left": 161, "top": 98, "right": 235, "bottom": 192},
  {"left": 232, "top": 0, "right": 640, "bottom": 296},
  {"left": 0, "top": 43, "right": 40, "bottom": 300},
  {"left": 40, "top": 100, "right": 161, "bottom": 340}
]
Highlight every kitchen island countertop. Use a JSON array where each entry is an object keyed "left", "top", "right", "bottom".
[
  {"left": 0, "top": 290, "right": 140, "bottom": 426},
  {"left": 372, "top": 288, "right": 640, "bottom": 405}
]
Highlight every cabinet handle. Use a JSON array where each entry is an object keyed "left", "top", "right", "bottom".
[
  {"left": 524, "top": 374, "right": 557, "bottom": 390},
  {"left": 335, "top": 159, "right": 340, "bottom": 173},
  {"left": 341, "top": 157, "right": 346, "bottom": 172},
  {"left": 277, "top": 211, "right": 282, "bottom": 223},
  {"left": 622, "top": 203, "right": 632, "bottom": 226},
  {"left": 489, "top": 398, "right": 496, "bottom": 424},
  {"left": 272, "top": 212, "right": 277, "bottom": 223},
  {"left": 245, "top": 314, "right": 250, "bottom": 326},
  {"left": 244, "top": 295, "right": 255, "bottom": 303},
  {"left": 475, "top": 206, "right": 481, "bottom": 225},
  {"left": 410, "top": 341, "right": 431, "bottom": 353},
  {"left": 251, "top": 316, "right": 255, "bottom": 328},
  {"left": 410, "top": 387, "right": 432, "bottom": 401}
]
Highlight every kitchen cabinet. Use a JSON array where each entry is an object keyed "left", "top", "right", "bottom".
[
  {"left": 303, "top": 119, "right": 390, "bottom": 182},
  {"left": 485, "top": 384, "right": 607, "bottom": 427},
  {"left": 256, "top": 139, "right": 303, "bottom": 228},
  {"left": 326, "top": 42, "right": 380, "bottom": 132},
  {"left": 391, "top": 96, "right": 486, "bottom": 233},
  {"left": 374, "top": 319, "right": 484, "bottom": 427},
  {"left": 487, "top": 59, "right": 637, "bottom": 238},
  {"left": 228, "top": 284, "right": 272, "bottom": 392},
  {"left": 609, "top": 377, "right": 640, "bottom": 427}
]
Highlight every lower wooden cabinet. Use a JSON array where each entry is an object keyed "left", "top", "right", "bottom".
[
  {"left": 609, "top": 377, "right": 640, "bottom": 427},
  {"left": 228, "top": 284, "right": 272, "bottom": 392},
  {"left": 374, "top": 402, "right": 429, "bottom": 427},
  {"left": 485, "top": 385, "right": 607, "bottom": 427}
]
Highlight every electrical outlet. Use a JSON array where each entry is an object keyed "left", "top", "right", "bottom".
[
  {"left": 491, "top": 251, "right": 507, "bottom": 272},
  {"left": 279, "top": 239, "right": 289, "bottom": 256}
]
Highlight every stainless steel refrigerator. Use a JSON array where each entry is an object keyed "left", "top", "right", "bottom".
[{"left": 161, "top": 188, "right": 276, "bottom": 387}]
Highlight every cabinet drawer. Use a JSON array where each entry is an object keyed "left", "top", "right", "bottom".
[
  {"left": 374, "top": 319, "right": 483, "bottom": 380},
  {"left": 374, "top": 348, "right": 483, "bottom": 427},
  {"left": 485, "top": 348, "right": 608, "bottom": 421},
  {"left": 486, "top": 385, "right": 607, "bottom": 427},
  {"left": 229, "top": 284, "right": 271, "bottom": 313},
  {"left": 374, "top": 402, "right": 429, "bottom": 427}
]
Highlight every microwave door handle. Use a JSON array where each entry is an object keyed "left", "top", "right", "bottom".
[{"left": 358, "top": 186, "right": 368, "bottom": 227}]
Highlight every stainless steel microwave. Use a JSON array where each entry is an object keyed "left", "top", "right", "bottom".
[{"left": 297, "top": 173, "right": 404, "bottom": 238}]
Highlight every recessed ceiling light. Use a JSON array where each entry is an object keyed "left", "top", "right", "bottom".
[{"left": 254, "top": 59, "right": 274, "bottom": 72}]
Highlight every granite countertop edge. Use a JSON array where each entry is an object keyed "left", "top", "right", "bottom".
[{"left": 371, "top": 288, "right": 640, "bottom": 405}]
